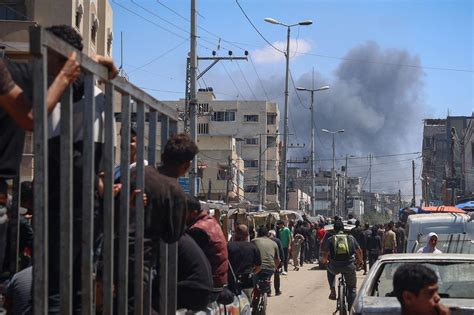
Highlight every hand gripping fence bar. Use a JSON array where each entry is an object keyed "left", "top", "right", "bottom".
[{"left": 29, "top": 25, "right": 179, "bottom": 315}]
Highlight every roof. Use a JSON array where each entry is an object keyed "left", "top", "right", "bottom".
[{"left": 377, "top": 253, "right": 474, "bottom": 262}]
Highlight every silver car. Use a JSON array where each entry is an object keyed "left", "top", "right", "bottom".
[{"left": 352, "top": 254, "right": 474, "bottom": 315}]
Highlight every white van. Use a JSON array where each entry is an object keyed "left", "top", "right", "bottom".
[{"left": 406, "top": 213, "right": 474, "bottom": 253}]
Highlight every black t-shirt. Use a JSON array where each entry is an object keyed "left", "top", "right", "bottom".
[
  {"left": 322, "top": 232, "right": 360, "bottom": 266},
  {"left": 0, "top": 60, "right": 29, "bottom": 178},
  {"left": 351, "top": 226, "right": 366, "bottom": 249},
  {"left": 228, "top": 241, "right": 261, "bottom": 276}
]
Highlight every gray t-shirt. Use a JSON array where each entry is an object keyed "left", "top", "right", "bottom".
[{"left": 252, "top": 237, "right": 279, "bottom": 272}]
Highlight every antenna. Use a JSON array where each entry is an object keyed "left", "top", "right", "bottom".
[{"left": 120, "top": 31, "right": 123, "bottom": 70}]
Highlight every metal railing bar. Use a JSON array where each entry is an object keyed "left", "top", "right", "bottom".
[
  {"left": 81, "top": 74, "right": 96, "bottom": 315},
  {"left": 134, "top": 102, "right": 146, "bottom": 314},
  {"left": 102, "top": 82, "right": 116, "bottom": 315},
  {"left": 117, "top": 94, "right": 132, "bottom": 315},
  {"left": 8, "top": 176, "right": 20, "bottom": 274},
  {"left": 167, "top": 243, "right": 178, "bottom": 314},
  {"left": 59, "top": 86, "right": 74, "bottom": 314},
  {"left": 113, "top": 80, "right": 178, "bottom": 121},
  {"left": 40, "top": 26, "right": 177, "bottom": 120},
  {"left": 31, "top": 26, "right": 49, "bottom": 313},
  {"left": 147, "top": 110, "right": 157, "bottom": 168},
  {"left": 159, "top": 115, "right": 170, "bottom": 315}
]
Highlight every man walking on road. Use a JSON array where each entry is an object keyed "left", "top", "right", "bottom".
[
  {"left": 321, "top": 220, "right": 363, "bottom": 309},
  {"left": 383, "top": 221, "right": 397, "bottom": 254},
  {"left": 276, "top": 220, "right": 291, "bottom": 274},
  {"left": 351, "top": 220, "right": 367, "bottom": 274}
]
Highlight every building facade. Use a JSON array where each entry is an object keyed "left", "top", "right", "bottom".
[
  {"left": 0, "top": 0, "right": 113, "bottom": 58},
  {"left": 195, "top": 136, "right": 244, "bottom": 202},
  {"left": 163, "top": 88, "right": 280, "bottom": 206}
]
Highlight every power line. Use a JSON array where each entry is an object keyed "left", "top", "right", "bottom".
[
  {"left": 234, "top": 0, "right": 285, "bottom": 54},
  {"left": 235, "top": 61, "right": 258, "bottom": 99},
  {"left": 131, "top": 0, "right": 189, "bottom": 34},
  {"left": 127, "top": 39, "right": 188, "bottom": 74},
  {"left": 248, "top": 55, "right": 270, "bottom": 101},
  {"left": 220, "top": 62, "right": 245, "bottom": 100}
]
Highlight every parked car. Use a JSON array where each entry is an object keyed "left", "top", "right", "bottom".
[{"left": 352, "top": 254, "right": 474, "bottom": 315}]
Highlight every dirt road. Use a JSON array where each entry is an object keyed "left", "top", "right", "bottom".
[{"left": 266, "top": 263, "right": 366, "bottom": 315}]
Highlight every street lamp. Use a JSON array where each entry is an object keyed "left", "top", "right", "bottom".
[
  {"left": 322, "top": 128, "right": 344, "bottom": 217},
  {"left": 296, "top": 83, "right": 330, "bottom": 216},
  {"left": 264, "top": 17, "right": 312, "bottom": 210}
]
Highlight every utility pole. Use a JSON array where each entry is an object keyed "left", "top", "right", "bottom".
[
  {"left": 189, "top": 0, "right": 198, "bottom": 196},
  {"left": 398, "top": 189, "right": 401, "bottom": 210},
  {"left": 226, "top": 155, "right": 231, "bottom": 205},
  {"left": 412, "top": 160, "right": 416, "bottom": 207},
  {"left": 368, "top": 154, "right": 372, "bottom": 211},
  {"left": 258, "top": 134, "right": 263, "bottom": 208},
  {"left": 344, "top": 155, "right": 348, "bottom": 217},
  {"left": 281, "top": 25, "right": 291, "bottom": 211}
]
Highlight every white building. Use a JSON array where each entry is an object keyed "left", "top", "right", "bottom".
[{"left": 163, "top": 88, "right": 280, "bottom": 206}]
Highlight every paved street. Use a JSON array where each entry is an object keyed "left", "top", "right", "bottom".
[{"left": 267, "top": 263, "right": 366, "bottom": 315}]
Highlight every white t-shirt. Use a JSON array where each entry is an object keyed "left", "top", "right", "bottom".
[
  {"left": 417, "top": 246, "right": 442, "bottom": 254},
  {"left": 48, "top": 86, "right": 116, "bottom": 145}
]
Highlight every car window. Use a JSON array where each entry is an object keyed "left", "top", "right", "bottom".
[
  {"left": 414, "top": 234, "right": 474, "bottom": 254},
  {"left": 371, "top": 261, "right": 474, "bottom": 299}
]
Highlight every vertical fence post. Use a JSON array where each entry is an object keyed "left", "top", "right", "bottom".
[
  {"left": 144, "top": 109, "right": 157, "bottom": 315},
  {"left": 59, "top": 86, "right": 74, "bottom": 314},
  {"left": 159, "top": 115, "right": 169, "bottom": 315},
  {"left": 118, "top": 95, "right": 132, "bottom": 315},
  {"left": 134, "top": 102, "right": 146, "bottom": 314},
  {"left": 30, "top": 25, "right": 49, "bottom": 314},
  {"left": 8, "top": 176, "right": 20, "bottom": 275},
  {"left": 103, "top": 82, "right": 116, "bottom": 315},
  {"left": 82, "top": 74, "right": 96, "bottom": 315}
]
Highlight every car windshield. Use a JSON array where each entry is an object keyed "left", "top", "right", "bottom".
[
  {"left": 371, "top": 261, "right": 474, "bottom": 299},
  {"left": 414, "top": 234, "right": 474, "bottom": 254}
]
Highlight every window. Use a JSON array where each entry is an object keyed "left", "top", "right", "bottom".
[
  {"left": 107, "top": 29, "right": 113, "bottom": 56},
  {"left": 267, "top": 114, "right": 277, "bottom": 125},
  {"left": 244, "top": 115, "right": 258, "bottom": 122},
  {"left": 91, "top": 17, "right": 99, "bottom": 45},
  {"left": 198, "top": 123, "right": 209, "bottom": 134},
  {"left": 423, "top": 137, "right": 433, "bottom": 149},
  {"left": 244, "top": 185, "right": 258, "bottom": 193},
  {"left": 266, "top": 181, "right": 278, "bottom": 195},
  {"left": 212, "top": 111, "right": 235, "bottom": 121},
  {"left": 0, "top": 4, "right": 26, "bottom": 20},
  {"left": 244, "top": 138, "right": 258, "bottom": 145},
  {"left": 217, "top": 168, "right": 228, "bottom": 180},
  {"left": 244, "top": 160, "right": 258, "bottom": 168},
  {"left": 75, "top": 5, "right": 83, "bottom": 29},
  {"left": 199, "top": 103, "right": 209, "bottom": 114},
  {"left": 267, "top": 136, "right": 277, "bottom": 148}
]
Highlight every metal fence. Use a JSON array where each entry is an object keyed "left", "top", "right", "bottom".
[{"left": 26, "top": 25, "right": 178, "bottom": 314}]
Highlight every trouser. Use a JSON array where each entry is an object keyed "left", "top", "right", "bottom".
[
  {"left": 291, "top": 249, "right": 300, "bottom": 268},
  {"left": 362, "top": 249, "right": 368, "bottom": 272},
  {"left": 273, "top": 269, "right": 280, "bottom": 294},
  {"left": 305, "top": 241, "right": 312, "bottom": 261},
  {"left": 326, "top": 263, "right": 357, "bottom": 309},
  {"left": 282, "top": 247, "right": 289, "bottom": 272},
  {"left": 368, "top": 252, "right": 379, "bottom": 269},
  {"left": 299, "top": 243, "right": 306, "bottom": 266}
]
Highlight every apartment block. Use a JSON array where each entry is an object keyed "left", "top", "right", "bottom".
[
  {"left": 163, "top": 88, "right": 280, "bottom": 206},
  {"left": 0, "top": 0, "right": 113, "bottom": 58}
]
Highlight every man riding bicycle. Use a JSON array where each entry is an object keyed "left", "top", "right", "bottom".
[{"left": 321, "top": 220, "right": 363, "bottom": 309}]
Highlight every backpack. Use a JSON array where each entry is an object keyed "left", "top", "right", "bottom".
[{"left": 333, "top": 234, "right": 351, "bottom": 261}]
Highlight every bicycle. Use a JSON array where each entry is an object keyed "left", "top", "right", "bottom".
[
  {"left": 333, "top": 274, "right": 348, "bottom": 315},
  {"left": 251, "top": 275, "right": 271, "bottom": 315}
]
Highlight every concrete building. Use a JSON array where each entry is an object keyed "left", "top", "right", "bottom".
[
  {"left": 196, "top": 136, "right": 244, "bottom": 202},
  {"left": 421, "top": 116, "right": 472, "bottom": 205},
  {"left": 464, "top": 119, "right": 474, "bottom": 196},
  {"left": 421, "top": 119, "right": 448, "bottom": 206},
  {"left": 163, "top": 88, "right": 280, "bottom": 206},
  {"left": 0, "top": 0, "right": 113, "bottom": 58},
  {"left": 287, "top": 189, "right": 311, "bottom": 211}
]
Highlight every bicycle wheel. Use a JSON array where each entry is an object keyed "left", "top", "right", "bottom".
[{"left": 338, "top": 284, "right": 347, "bottom": 315}]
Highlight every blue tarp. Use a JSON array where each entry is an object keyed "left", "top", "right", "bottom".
[{"left": 456, "top": 201, "right": 474, "bottom": 209}]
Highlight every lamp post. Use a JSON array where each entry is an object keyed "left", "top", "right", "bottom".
[
  {"left": 264, "top": 17, "right": 312, "bottom": 210},
  {"left": 296, "top": 82, "right": 329, "bottom": 216},
  {"left": 322, "top": 128, "right": 344, "bottom": 217}
]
